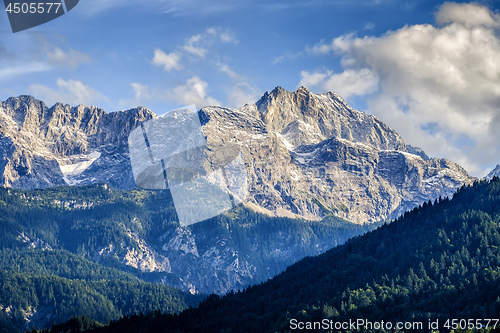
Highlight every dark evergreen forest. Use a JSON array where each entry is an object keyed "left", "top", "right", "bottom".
[{"left": 0, "top": 184, "right": 371, "bottom": 332}]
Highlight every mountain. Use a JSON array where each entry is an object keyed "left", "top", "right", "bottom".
[
  {"left": 0, "top": 88, "right": 474, "bottom": 224},
  {"left": 0, "top": 184, "right": 373, "bottom": 298},
  {"left": 58, "top": 177, "right": 500, "bottom": 333},
  {"left": 202, "top": 86, "right": 473, "bottom": 223},
  {"left": 0, "top": 95, "right": 153, "bottom": 190},
  {"left": 486, "top": 164, "right": 500, "bottom": 180}
]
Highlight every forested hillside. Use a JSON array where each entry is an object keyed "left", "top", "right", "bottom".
[
  {"left": 0, "top": 184, "right": 372, "bottom": 331},
  {"left": 0, "top": 247, "right": 201, "bottom": 333},
  {"left": 53, "top": 177, "right": 500, "bottom": 332}
]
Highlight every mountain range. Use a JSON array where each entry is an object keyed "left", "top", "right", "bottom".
[
  {"left": 0, "top": 87, "right": 480, "bottom": 224},
  {"left": 0, "top": 87, "right": 497, "bottom": 332}
]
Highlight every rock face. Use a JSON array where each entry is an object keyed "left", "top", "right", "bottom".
[
  {"left": 200, "top": 86, "right": 474, "bottom": 223},
  {"left": 0, "top": 95, "right": 153, "bottom": 190},
  {"left": 0, "top": 88, "right": 474, "bottom": 223}
]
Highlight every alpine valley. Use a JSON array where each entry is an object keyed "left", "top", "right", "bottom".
[{"left": 0, "top": 87, "right": 493, "bottom": 331}]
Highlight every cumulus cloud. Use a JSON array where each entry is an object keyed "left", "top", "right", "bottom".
[
  {"left": 152, "top": 49, "right": 182, "bottom": 71},
  {"left": 0, "top": 38, "right": 89, "bottom": 82},
  {"left": 28, "top": 78, "right": 108, "bottom": 106},
  {"left": 182, "top": 27, "right": 237, "bottom": 58},
  {"left": 298, "top": 70, "right": 330, "bottom": 87},
  {"left": 219, "top": 30, "right": 238, "bottom": 44},
  {"left": 306, "top": 40, "right": 333, "bottom": 55},
  {"left": 436, "top": 1, "right": 500, "bottom": 27},
  {"left": 144, "top": 27, "right": 241, "bottom": 110},
  {"left": 299, "top": 68, "right": 378, "bottom": 98},
  {"left": 168, "top": 76, "right": 220, "bottom": 107},
  {"left": 304, "top": 2, "right": 500, "bottom": 176},
  {"left": 118, "top": 83, "right": 151, "bottom": 109}
]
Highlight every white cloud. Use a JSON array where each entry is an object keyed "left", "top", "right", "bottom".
[
  {"left": 214, "top": 59, "right": 260, "bottom": 108},
  {"left": 363, "top": 22, "right": 375, "bottom": 30},
  {"left": 219, "top": 30, "right": 238, "bottom": 44},
  {"left": 152, "top": 49, "right": 182, "bottom": 71},
  {"left": 168, "top": 76, "right": 220, "bottom": 107},
  {"left": 46, "top": 47, "right": 91, "bottom": 68},
  {"left": 227, "top": 82, "right": 261, "bottom": 109},
  {"left": 436, "top": 2, "right": 500, "bottom": 28},
  {"left": 273, "top": 50, "right": 303, "bottom": 64},
  {"left": 206, "top": 27, "right": 217, "bottom": 36},
  {"left": 303, "top": 2, "right": 500, "bottom": 176},
  {"left": 121, "top": 77, "right": 220, "bottom": 110},
  {"left": 130, "top": 82, "right": 150, "bottom": 100},
  {"left": 217, "top": 62, "right": 242, "bottom": 81},
  {"left": 144, "top": 27, "right": 240, "bottom": 109},
  {"left": 299, "top": 70, "right": 331, "bottom": 87},
  {"left": 118, "top": 83, "right": 151, "bottom": 109},
  {"left": 307, "top": 40, "right": 334, "bottom": 55},
  {"left": 152, "top": 28, "right": 236, "bottom": 67},
  {"left": 299, "top": 68, "right": 378, "bottom": 98},
  {"left": 0, "top": 63, "right": 50, "bottom": 81},
  {"left": 0, "top": 38, "right": 89, "bottom": 82},
  {"left": 183, "top": 34, "right": 207, "bottom": 58},
  {"left": 28, "top": 78, "right": 108, "bottom": 106}
]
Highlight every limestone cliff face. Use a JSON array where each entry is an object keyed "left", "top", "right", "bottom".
[
  {"left": 0, "top": 95, "right": 153, "bottom": 189},
  {"left": 255, "top": 86, "right": 405, "bottom": 150},
  {"left": 200, "top": 86, "right": 473, "bottom": 223},
  {"left": 0, "top": 88, "right": 474, "bottom": 223}
]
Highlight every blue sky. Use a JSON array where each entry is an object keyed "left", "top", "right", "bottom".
[{"left": 1, "top": 0, "right": 499, "bottom": 177}]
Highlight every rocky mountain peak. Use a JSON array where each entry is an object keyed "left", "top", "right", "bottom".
[
  {"left": 2, "top": 95, "right": 46, "bottom": 131},
  {"left": 254, "top": 86, "right": 406, "bottom": 150},
  {"left": 296, "top": 85, "right": 311, "bottom": 93},
  {"left": 486, "top": 164, "right": 500, "bottom": 180},
  {"left": 6, "top": 95, "right": 45, "bottom": 110}
]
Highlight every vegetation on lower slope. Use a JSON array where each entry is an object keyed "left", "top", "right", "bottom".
[
  {"left": 0, "top": 248, "right": 202, "bottom": 333},
  {"left": 0, "top": 184, "right": 374, "bottom": 331},
  {"left": 45, "top": 177, "right": 500, "bottom": 332}
]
